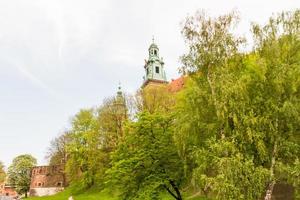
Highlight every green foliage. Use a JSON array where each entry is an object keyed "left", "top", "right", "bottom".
[
  {"left": 107, "top": 112, "right": 184, "bottom": 200},
  {"left": 62, "top": 94, "right": 128, "bottom": 190},
  {"left": 7, "top": 154, "right": 37, "bottom": 197},
  {"left": 65, "top": 109, "right": 106, "bottom": 189},
  {"left": 178, "top": 9, "right": 300, "bottom": 199},
  {"left": 97, "top": 96, "right": 128, "bottom": 148},
  {"left": 47, "top": 133, "right": 69, "bottom": 166},
  {"left": 138, "top": 85, "right": 176, "bottom": 114},
  {"left": 0, "top": 161, "right": 6, "bottom": 183},
  {"left": 41, "top": 9, "right": 300, "bottom": 200}
]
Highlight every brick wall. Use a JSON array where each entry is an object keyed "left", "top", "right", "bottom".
[{"left": 29, "top": 165, "right": 65, "bottom": 197}]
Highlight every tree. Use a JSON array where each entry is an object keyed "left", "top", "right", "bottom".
[
  {"left": 60, "top": 89, "right": 129, "bottom": 191},
  {"left": 0, "top": 161, "right": 6, "bottom": 183},
  {"left": 7, "top": 154, "right": 37, "bottom": 198},
  {"left": 47, "top": 132, "right": 70, "bottom": 166},
  {"left": 107, "top": 112, "right": 184, "bottom": 200},
  {"left": 65, "top": 109, "right": 104, "bottom": 189},
  {"left": 181, "top": 10, "right": 245, "bottom": 113},
  {"left": 136, "top": 84, "right": 176, "bottom": 114},
  {"left": 97, "top": 94, "right": 128, "bottom": 149},
  {"left": 176, "top": 9, "right": 300, "bottom": 199},
  {"left": 46, "top": 132, "right": 70, "bottom": 186},
  {"left": 251, "top": 9, "right": 300, "bottom": 199}
]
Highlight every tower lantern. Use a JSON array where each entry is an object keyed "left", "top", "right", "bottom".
[{"left": 142, "top": 38, "right": 168, "bottom": 87}]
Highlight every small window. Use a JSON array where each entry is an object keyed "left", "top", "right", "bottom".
[
  {"left": 155, "top": 66, "right": 159, "bottom": 73},
  {"left": 154, "top": 49, "right": 157, "bottom": 55},
  {"left": 146, "top": 68, "right": 149, "bottom": 75}
]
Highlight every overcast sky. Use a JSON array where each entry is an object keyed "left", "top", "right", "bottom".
[{"left": 0, "top": 0, "right": 299, "bottom": 167}]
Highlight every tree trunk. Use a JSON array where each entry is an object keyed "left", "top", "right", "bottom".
[
  {"left": 169, "top": 180, "right": 183, "bottom": 200},
  {"left": 207, "top": 67, "right": 225, "bottom": 139},
  {"left": 264, "top": 141, "right": 278, "bottom": 200},
  {"left": 164, "top": 180, "right": 183, "bottom": 200},
  {"left": 207, "top": 67, "right": 217, "bottom": 108}
]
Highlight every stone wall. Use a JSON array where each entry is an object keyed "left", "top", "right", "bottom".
[
  {"left": 29, "top": 187, "right": 64, "bottom": 197},
  {"left": 0, "top": 196, "right": 14, "bottom": 200}
]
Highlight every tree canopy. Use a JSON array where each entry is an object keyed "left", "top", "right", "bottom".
[
  {"left": 44, "top": 9, "right": 300, "bottom": 200},
  {"left": 176, "top": 9, "right": 300, "bottom": 199},
  {"left": 7, "top": 154, "right": 37, "bottom": 197},
  {"left": 107, "top": 112, "right": 184, "bottom": 200},
  {"left": 0, "top": 161, "right": 6, "bottom": 183}
]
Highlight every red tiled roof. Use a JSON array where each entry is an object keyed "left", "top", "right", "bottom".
[{"left": 168, "top": 76, "right": 185, "bottom": 92}]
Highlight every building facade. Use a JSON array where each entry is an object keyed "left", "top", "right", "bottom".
[
  {"left": 0, "top": 183, "right": 17, "bottom": 198},
  {"left": 29, "top": 165, "right": 64, "bottom": 197}
]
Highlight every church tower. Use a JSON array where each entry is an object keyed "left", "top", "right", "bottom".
[{"left": 142, "top": 38, "right": 168, "bottom": 87}]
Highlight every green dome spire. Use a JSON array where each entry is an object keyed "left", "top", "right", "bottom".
[
  {"left": 114, "top": 82, "right": 125, "bottom": 107},
  {"left": 143, "top": 38, "right": 167, "bottom": 86}
]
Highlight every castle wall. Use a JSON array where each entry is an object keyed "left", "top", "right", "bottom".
[{"left": 29, "top": 165, "right": 64, "bottom": 197}]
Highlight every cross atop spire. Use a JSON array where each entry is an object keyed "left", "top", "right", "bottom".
[{"left": 152, "top": 35, "right": 155, "bottom": 43}]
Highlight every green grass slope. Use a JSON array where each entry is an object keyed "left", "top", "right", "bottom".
[
  {"left": 26, "top": 188, "right": 117, "bottom": 200},
  {"left": 26, "top": 188, "right": 208, "bottom": 200}
]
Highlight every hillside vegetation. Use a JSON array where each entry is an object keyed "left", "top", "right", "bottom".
[{"left": 19, "top": 9, "right": 300, "bottom": 200}]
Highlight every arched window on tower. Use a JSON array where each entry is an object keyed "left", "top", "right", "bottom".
[{"left": 154, "top": 49, "right": 157, "bottom": 56}]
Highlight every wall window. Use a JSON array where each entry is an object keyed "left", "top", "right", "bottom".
[
  {"left": 155, "top": 66, "right": 159, "bottom": 73},
  {"left": 146, "top": 68, "right": 149, "bottom": 75},
  {"left": 154, "top": 49, "right": 157, "bottom": 55}
]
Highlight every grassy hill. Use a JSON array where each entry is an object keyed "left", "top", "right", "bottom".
[
  {"left": 26, "top": 188, "right": 116, "bottom": 200},
  {"left": 26, "top": 188, "right": 209, "bottom": 200}
]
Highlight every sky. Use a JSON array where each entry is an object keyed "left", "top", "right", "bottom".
[{"left": 0, "top": 0, "right": 299, "bottom": 167}]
